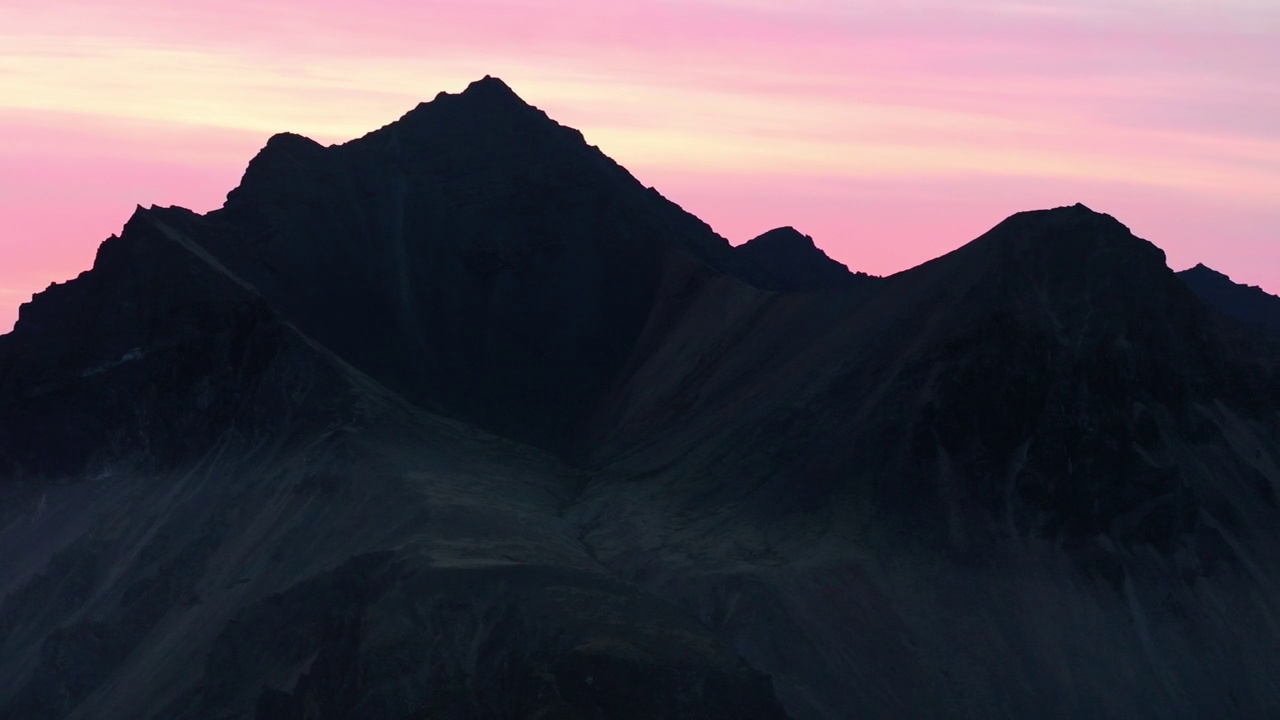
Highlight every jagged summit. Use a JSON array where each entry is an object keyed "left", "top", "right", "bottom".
[
  {"left": 855, "top": 203, "right": 1266, "bottom": 541},
  {"left": 984, "top": 202, "right": 1135, "bottom": 243},
  {"left": 262, "top": 131, "right": 323, "bottom": 149},
  {"left": 461, "top": 73, "right": 521, "bottom": 97},
  {"left": 233, "top": 76, "right": 553, "bottom": 206},
  {"left": 400, "top": 74, "right": 549, "bottom": 130},
  {"left": 1180, "top": 262, "right": 1271, "bottom": 291},
  {"left": 750, "top": 226, "right": 810, "bottom": 243},
  {"left": 1179, "top": 262, "right": 1280, "bottom": 336},
  {"left": 732, "top": 226, "right": 875, "bottom": 292},
  {"left": 426, "top": 74, "right": 522, "bottom": 103},
  {"left": 930, "top": 202, "right": 1169, "bottom": 292},
  {"left": 190, "top": 77, "right": 752, "bottom": 456},
  {"left": 740, "top": 227, "right": 818, "bottom": 253}
]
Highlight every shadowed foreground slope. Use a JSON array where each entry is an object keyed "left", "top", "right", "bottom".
[
  {"left": 0, "top": 208, "right": 784, "bottom": 719},
  {"left": 1, "top": 78, "right": 1278, "bottom": 719}
]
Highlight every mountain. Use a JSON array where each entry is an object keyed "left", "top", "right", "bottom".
[
  {"left": 1178, "top": 263, "right": 1280, "bottom": 336},
  {"left": 2, "top": 78, "right": 1279, "bottom": 719},
  {"left": 180, "top": 75, "right": 747, "bottom": 459},
  {"left": 731, "top": 227, "right": 879, "bottom": 292},
  {"left": 583, "top": 203, "right": 1280, "bottom": 716}
]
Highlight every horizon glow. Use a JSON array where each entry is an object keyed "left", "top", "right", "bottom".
[{"left": 2, "top": 0, "right": 1278, "bottom": 331}]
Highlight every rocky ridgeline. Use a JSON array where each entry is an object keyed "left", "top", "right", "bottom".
[{"left": 0, "top": 77, "right": 1278, "bottom": 719}]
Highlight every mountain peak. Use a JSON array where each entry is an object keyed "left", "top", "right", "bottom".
[
  {"left": 261, "top": 131, "right": 324, "bottom": 152},
  {"left": 418, "top": 74, "right": 529, "bottom": 113},
  {"left": 732, "top": 227, "right": 875, "bottom": 293},
  {"left": 462, "top": 74, "right": 518, "bottom": 96},
  {"left": 743, "top": 226, "right": 817, "bottom": 251},
  {"left": 966, "top": 203, "right": 1161, "bottom": 276},
  {"left": 1178, "top": 263, "right": 1280, "bottom": 336},
  {"left": 4, "top": 84, "right": 1280, "bottom": 718},
  {"left": 1000, "top": 202, "right": 1128, "bottom": 233},
  {"left": 895, "top": 203, "right": 1185, "bottom": 350},
  {"left": 1183, "top": 263, "right": 1229, "bottom": 280}
]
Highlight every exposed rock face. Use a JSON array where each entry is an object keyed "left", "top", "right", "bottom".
[
  {"left": 1179, "top": 262, "right": 1280, "bottom": 336},
  {"left": 1, "top": 78, "right": 1279, "bottom": 719}
]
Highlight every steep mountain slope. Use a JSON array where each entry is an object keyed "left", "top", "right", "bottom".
[
  {"left": 0, "top": 208, "right": 334, "bottom": 484},
  {"left": 1179, "top": 263, "right": 1280, "bottom": 336},
  {"left": 2, "top": 78, "right": 1279, "bottom": 719},
  {"left": 170, "top": 75, "right": 755, "bottom": 458},
  {"left": 0, "top": 210, "right": 787, "bottom": 719},
  {"left": 577, "top": 203, "right": 1280, "bottom": 717},
  {"left": 604, "top": 205, "right": 1276, "bottom": 531}
]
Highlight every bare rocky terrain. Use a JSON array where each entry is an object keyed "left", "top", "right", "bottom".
[{"left": 1, "top": 76, "right": 1278, "bottom": 719}]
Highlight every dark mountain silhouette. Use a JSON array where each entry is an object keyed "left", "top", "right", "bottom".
[
  {"left": 181, "top": 75, "right": 747, "bottom": 459},
  {"left": 731, "top": 226, "right": 879, "bottom": 292},
  {"left": 1178, "top": 262, "right": 1280, "bottom": 336},
  {"left": 1, "top": 77, "right": 1278, "bottom": 719}
]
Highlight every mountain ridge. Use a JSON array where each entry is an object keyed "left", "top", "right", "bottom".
[
  {"left": 1, "top": 77, "right": 1279, "bottom": 719},
  {"left": 1178, "top": 262, "right": 1280, "bottom": 337},
  {"left": 731, "top": 226, "right": 878, "bottom": 292}
]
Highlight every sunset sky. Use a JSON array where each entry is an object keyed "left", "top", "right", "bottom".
[{"left": 2, "top": 0, "right": 1278, "bottom": 332}]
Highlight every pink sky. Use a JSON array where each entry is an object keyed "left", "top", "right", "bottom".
[{"left": 2, "top": 0, "right": 1278, "bottom": 331}]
